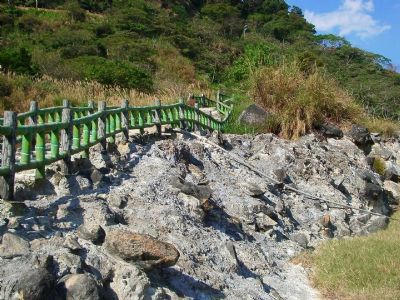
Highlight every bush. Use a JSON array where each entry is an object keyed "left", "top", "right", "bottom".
[
  {"left": 95, "top": 23, "right": 113, "bottom": 37},
  {"left": 18, "top": 14, "right": 42, "bottom": 33},
  {"left": 0, "top": 75, "right": 13, "bottom": 97},
  {"left": 251, "top": 62, "right": 362, "bottom": 139},
  {"left": 66, "top": 1, "right": 86, "bottom": 22},
  {"left": 0, "top": 47, "right": 38, "bottom": 75},
  {"left": 373, "top": 156, "right": 387, "bottom": 176},
  {"left": 0, "top": 13, "right": 14, "bottom": 27},
  {"left": 71, "top": 56, "right": 153, "bottom": 91}
]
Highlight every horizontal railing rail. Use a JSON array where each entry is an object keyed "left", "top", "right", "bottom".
[{"left": 0, "top": 91, "right": 233, "bottom": 200}]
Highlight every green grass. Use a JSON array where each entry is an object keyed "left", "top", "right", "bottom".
[{"left": 301, "top": 211, "right": 400, "bottom": 300}]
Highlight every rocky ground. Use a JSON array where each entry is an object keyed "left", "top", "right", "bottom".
[{"left": 0, "top": 126, "right": 399, "bottom": 300}]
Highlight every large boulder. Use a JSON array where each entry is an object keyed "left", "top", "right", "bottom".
[
  {"left": 238, "top": 104, "right": 270, "bottom": 125},
  {"left": 104, "top": 229, "right": 180, "bottom": 270}
]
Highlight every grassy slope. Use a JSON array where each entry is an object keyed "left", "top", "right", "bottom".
[{"left": 296, "top": 211, "right": 400, "bottom": 300}]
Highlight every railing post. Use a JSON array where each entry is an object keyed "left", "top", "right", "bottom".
[
  {"left": 0, "top": 111, "right": 17, "bottom": 200},
  {"left": 194, "top": 102, "right": 200, "bottom": 131},
  {"left": 154, "top": 99, "right": 161, "bottom": 136},
  {"left": 178, "top": 98, "right": 186, "bottom": 130},
  {"left": 60, "top": 100, "right": 73, "bottom": 174},
  {"left": 35, "top": 110, "right": 45, "bottom": 180},
  {"left": 98, "top": 101, "right": 107, "bottom": 152},
  {"left": 207, "top": 111, "right": 212, "bottom": 130},
  {"left": 82, "top": 100, "right": 94, "bottom": 158},
  {"left": 121, "top": 99, "right": 129, "bottom": 142}
]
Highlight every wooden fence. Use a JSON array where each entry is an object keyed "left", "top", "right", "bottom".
[{"left": 0, "top": 92, "right": 233, "bottom": 200}]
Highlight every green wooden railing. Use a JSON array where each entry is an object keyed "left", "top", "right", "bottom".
[{"left": 0, "top": 92, "right": 233, "bottom": 200}]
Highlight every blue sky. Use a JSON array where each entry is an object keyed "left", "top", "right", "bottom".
[{"left": 286, "top": 0, "right": 400, "bottom": 67}]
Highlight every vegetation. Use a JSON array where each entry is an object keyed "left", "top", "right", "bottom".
[
  {"left": 295, "top": 211, "right": 400, "bottom": 300},
  {"left": 0, "top": 0, "right": 399, "bottom": 135}
]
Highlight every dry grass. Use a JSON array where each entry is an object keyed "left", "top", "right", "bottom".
[
  {"left": 359, "top": 117, "right": 400, "bottom": 137},
  {"left": 295, "top": 211, "right": 400, "bottom": 300},
  {"left": 251, "top": 62, "right": 363, "bottom": 139},
  {"left": 0, "top": 73, "right": 213, "bottom": 113}
]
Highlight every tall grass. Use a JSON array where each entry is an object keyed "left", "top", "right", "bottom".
[
  {"left": 298, "top": 211, "right": 400, "bottom": 300},
  {"left": 0, "top": 73, "right": 212, "bottom": 113},
  {"left": 251, "top": 62, "right": 363, "bottom": 139}
]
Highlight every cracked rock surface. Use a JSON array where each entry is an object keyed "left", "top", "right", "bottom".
[{"left": 0, "top": 130, "right": 399, "bottom": 300}]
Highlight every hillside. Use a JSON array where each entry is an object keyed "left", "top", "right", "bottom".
[{"left": 0, "top": 0, "right": 399, "bottom": 133}]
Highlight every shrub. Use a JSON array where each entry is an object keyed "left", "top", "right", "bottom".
[
  {"left": 251, "top": 62, "right": 362, "bottom": 139},
  {"left": 71, "top": 56, "right": 153, "bottom": 91},
  {"left": 373, "top": 156, "right": 387, "bottom": 176},
  {"left": 359, "top": 117, "right": 400, "bottom": 137},
  {"left": 0, "top": 47, "right": 38, "bottom": 75},
  {"left": 18, "top": 14, "right": 42, "bottom": 33},
  {"left": 66, "top": 1, "right": 86, "bottom": 22},
  {"left": 0, "top": 75, "right": 13, "bottom": 97},
  {"left": 0, "top": 13, "right": 14, "bottom": 27},
  {"left": 95, "top": 23, "right": 113, "bottom": 37}
]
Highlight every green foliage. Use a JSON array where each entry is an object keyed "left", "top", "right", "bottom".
[
  {"left": 0, "top": 0, "right": 398, "bottom": 122},
  {"left": 0, "top": 47, "right": 38, "bottom": 75},
  {"left": 71, "top": 56, "right": 153, "bottom": 91},
  {"left": 373, "top": 156, "right": 387, "bottom": 176}
]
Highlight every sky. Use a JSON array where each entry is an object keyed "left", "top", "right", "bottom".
[{"left": 285, "top": 0, "right": 400, "bottom": 67}]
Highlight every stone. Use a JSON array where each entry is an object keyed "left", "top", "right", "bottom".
[
  {"left": 104, "top": 229, "right": 180, "bottom": 270},
  {"left": 384, "top": 161, "right": 400, "bottom": 182},
  {"left": 238, "top": 104, "right": 270, "bottom": 125},
  {"left": 77, "top": 223, "right": 106, "bottom": 245},
  {"left": 90, "top": 169, "right": 104, "bottom": 185},
  {"left": 348, "top": 125, "right": 373, "bottom": 147},
  {"left": 170, "top": 176, "right": 212, "bottom": 200},
  {"left": 383, "top": 180, "right": 400, "bottom": 204},
  {"left": 321, "top": 214, "right": 332, "bottom": 228},
  {"left": 0, "top": 232, "right": 30, "bottom": 258},
  {"left": 240, "top": 182, "right": 266, "bottom": 197},
  {"left": 255, "top": 213, "right": 277, "bottom": 232},
  {"left": 63, "top": 235, "right": 83, "bottom": 252},
  {"left": 108, "top": 194, "right": 128, "bottom": 209},
  {"left": 316, "top": 123, "right": 343, "bottom": 138},
  {"left": 0, "top": 260, "right": 55, "bottom": 300},
  {"left": 289, "top": 232, "right": 309, "bottom": 248},
  {"left": 56, "top": 252, "right": 83, "bottom": 277},
  {"left": 56, "top": 273, "right": 101, "bottom": 300},
  {"left": 366, "top": 216, "right": 388, "bottom": 233}
]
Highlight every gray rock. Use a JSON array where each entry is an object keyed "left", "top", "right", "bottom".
[
  {"left": 77, "top": 224, "right": 105, "bottom": 245},
  {"left": 316, "top": 123, "right": 343, "bottom": 138},
  {"left": 238, "top": 104, "right": 270, "bottom": 125},
  {"left": 241, "top": 181, "right": 266, "bottom": 197},
  {"left": 90, "top": 169, "right": 104, "bottom": 185},
  {"left": 63, "top": 235, "right": 83, "bottom": 252},
  {"left": 348, "top": 124, "right": 373, "bottom": 147},
  {"left": 0, "top": 232, "right": 30, "bottom": 258},
  {"left": 0, "top": 259, "right": 54, "bottom": 300},
  {"left": 255, "top": 213, "right": 277, "bottom": 231},
  {"left": 170, "top": 176, "right": 212, "bottom": 200},
  {"left": 289, "top": 232, "right": 309, "bottom": 248},
  {"left": 383, "top": 180, "right": 400, "bottom": 204},
  {"left": 384, "top": 161, "right": 400, "bottom": 182},
  {"left": 56, "top": 273, "right": 101, "bottom": 300},
  {"left": 366, "top": 216, "right": 388, "bottom": 233}
]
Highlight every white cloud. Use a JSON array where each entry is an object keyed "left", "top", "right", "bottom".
[{"left": 304, "top": 0, "right": 390, "bottom": 38}]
